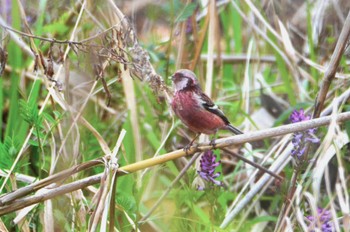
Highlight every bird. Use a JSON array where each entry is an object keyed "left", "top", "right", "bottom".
[{"left": 170, "top": 69, "right": 243, "bottom": 148}]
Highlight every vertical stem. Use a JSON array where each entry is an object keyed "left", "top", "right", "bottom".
[{"left": 313, "top": 11, "right": 350, "bottom": 118}]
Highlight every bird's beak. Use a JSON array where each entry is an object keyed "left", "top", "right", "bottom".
[{"left": 169, "top": 75, "right": 175, "bottom": 81}]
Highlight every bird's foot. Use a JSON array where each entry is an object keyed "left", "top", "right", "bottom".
[
  {"left": 183, "top": 134, "right": 201, "bottom": 155},
  {"left": 183, "top": 142, "right": 200, "bottom": 155},
  {"left": 209, "top": 139, "right": 217, "bottom": 149},
  {"left": 183, "top": 143, "right": 192, "bottom": 155}
]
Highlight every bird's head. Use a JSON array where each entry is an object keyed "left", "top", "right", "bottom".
[{"left": 171, "top": 69, "right": 199, "bottom": 92}]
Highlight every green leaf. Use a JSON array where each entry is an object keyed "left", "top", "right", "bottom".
[
  {"left": 193, "top": 205, "right": 210, "bottom": 224},
  {"left": 116, "top": 194, "right": 137, "bottom": 215},
  {"left": 28, "top": 139, "right": 40, "bottom": 147},
  {"left": 249, "top": 215, "right": 277, "bottom": 225},
  {"left": 175, "top": 3, "right": 197, "bottom": 23},
  {"left": 0, "top": 136, "right": 21, "bottom": 169},
  {"left": 42, "top": 112, "right": 56, "bottom": 124},
  {"left": 19, "top": 100, "right": 42, "bottom": 128}
]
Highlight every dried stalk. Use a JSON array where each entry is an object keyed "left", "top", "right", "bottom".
[
  {"left": 313, "top": 12, "right": 350, "bottom": 118},
  {"left": 0, "top": 159, "right": 103, "bottom": 206},
  {"left": 275, "top": 10, "right": 350, "bottom": 232},
  {"left": 1, "top": 112, "right": 350, "bottom": 216}
]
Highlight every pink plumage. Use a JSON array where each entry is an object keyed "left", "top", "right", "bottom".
[
  {"left": 172, "top": 90, "right": 226, "bottom": 134},
  {"left": 171, "top": 69, "right": 243, "bottom": 137}
]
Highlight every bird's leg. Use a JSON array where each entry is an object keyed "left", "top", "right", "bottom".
[
  {"left": 184, "top": 133, "right": 200, "bottom": 154},
  {"left": 209, "top": 132, "right": 218, "bottom": 149}
]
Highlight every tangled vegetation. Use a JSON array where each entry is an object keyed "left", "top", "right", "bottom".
[{"left": 0, "top": 0, "right": 350, "bottom": 231}]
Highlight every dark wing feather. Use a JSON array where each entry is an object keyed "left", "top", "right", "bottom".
[
  {"left": 199, "top": 92, "right": 230, "bottom": 125},
  {"left": 198, "top": 91, "right": 243, "bottom": 135}
]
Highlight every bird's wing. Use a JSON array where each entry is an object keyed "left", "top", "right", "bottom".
[{"left": 198, "top": 92, "right": 230, "bottom": 125}]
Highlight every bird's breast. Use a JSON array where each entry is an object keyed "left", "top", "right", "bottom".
[{"left": 171, "top": 91, "right": 226, "bottom": 134}]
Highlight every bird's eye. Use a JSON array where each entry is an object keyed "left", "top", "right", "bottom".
[{"left": 176, "top": 73, "right": 183, "bottom": 78}]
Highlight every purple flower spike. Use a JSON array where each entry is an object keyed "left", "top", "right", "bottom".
[
  {"left": 306, "top": 208, "right": 333, "bottom": 232},
  {"left": 289, "top": 109, "right": 320, "bottom": 158},
  {"left": 290, "top": 109, "right": 310, "bottom": 122},
  {"left": 197, "top": 150, "right": 222, "bottom": 189}
]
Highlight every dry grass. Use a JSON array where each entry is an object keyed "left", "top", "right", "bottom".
[{"left": 0, "top": 0, "right": 350, "bottom": 231}]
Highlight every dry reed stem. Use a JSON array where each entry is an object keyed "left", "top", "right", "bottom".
[
  {"left": 0, "top": 159, "right": 103, "bottom": 206},
  {"left": 313, "top": 11, "right": 350, "bottom": 118},
  {"left": 190, "top": 10, "right": 209, "bottom": 70},
  {"left": 1, "top": 112, "right": 350, "bottom": 216},
  {"left": 275, "top": 10, "right": 350, "bottom": 232},
  {"left": 200, "top": 54, "right": 276, "bottom": 63}
]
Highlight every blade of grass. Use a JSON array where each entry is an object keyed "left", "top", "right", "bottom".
[
  {"left": 231, "top": 3, "right": 242, "bottom": 53},
  {"left": 121, "top": 69, "right": 142, "bottom": 184},
  {"left": 272, "top": 34, "right": 297, "bottom": 106},
  {"left": 5, "top": 1, "right": 23, "bottom": 140},
  {"left": 306, "top": 1, "right": 318, "bottom": 83}
]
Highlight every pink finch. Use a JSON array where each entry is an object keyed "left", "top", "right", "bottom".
[{"left": 171, "top": 69, "right": 242, "bottom": 147}]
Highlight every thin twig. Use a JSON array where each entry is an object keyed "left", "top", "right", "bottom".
[
  {"left": 0, "top": 22, "right": 119, "bottom": 45},
  {"left": 0, "top": 170, "right": 35, "bottom": 184},
  {"left": 1, "top": 112, "right": 350, "bottom": 216},
  {"left": 221, "top": 148, "right": 283, "bottom": 181},
  {"left": 200, "top": 54, "right": 276, "bottom": 63},
  {"left": 0, "top": 174, "right": 103, "bottom": 216},
  {"left": 0, "top": 159, "right": 103, "bottom": 206},
  {"left": 190, "top": 7, "right": 210, "bottom": 70},
  {"left": 313, "top": 11, "right": 350, "bottom": 118}
]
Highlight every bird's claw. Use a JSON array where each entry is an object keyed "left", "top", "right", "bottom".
[
  {"left": 183, "top": 144, "right": 191, "bottom": 155},
  {"left": 183, "top": 142, "right": 200, "bottom": 155},
  {"left": 183, "top": 134, "right": 201, "bottom": 155},
  {"left": 209, "top": 139, "right": 217, "bottom": 149}
]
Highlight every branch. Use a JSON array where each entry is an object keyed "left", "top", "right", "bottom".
[
  {"left": 0, "top": 174, "right": 103, "bottom": 216},
  {"left": 1, "top": 112, "right": 350, "bottom": 215},
  {"left": 0, "top": 20, "right": 120, "bottom": 45},
  {"left": 313, "top": 11, "right": 350, "bottom": 118},
  {"left": 0, "top": 159, "right": 103, "bottom": 205},
  {"left": 200, "top": 54, "right": 276, "bottom": 63}
]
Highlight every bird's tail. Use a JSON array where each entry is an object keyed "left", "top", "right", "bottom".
[{"left": 226, "top": 124, "right": 243, "bottom": 135}]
